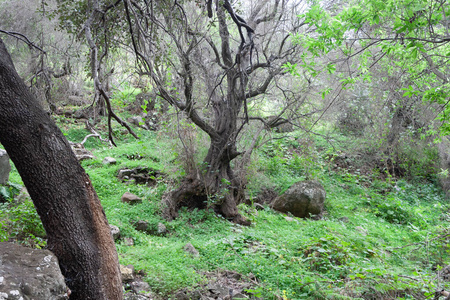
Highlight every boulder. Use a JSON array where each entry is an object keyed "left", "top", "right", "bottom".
[
  {"left": 102, "top": 157, "right": 117, "bottom": 165},
  {"left": 123, "top": 237, "right": 134, "bottom": 246},
  {"left": 184, "top": 243, "right": 199, "bottom": 257},
  {"left": 129, "top": 279, "right": 151, "bottom": 295},
  {"left": 133, "top": 220, "right": 149, "bottom": 232},
  {"left": 120, "top": 265, "right": 134, "bottom": 282},
  {"left": 157, "top": 223, "right": 167, "bottom": 235},
  {"left": 272, "top": 181, "right": 326, "bottom": 218},
  {"left": 0, "top": 242, "right": 69, "bottom": 300},
  {"left": 121, "top": 192, "right": 142, "bottom": 205},
  {"left": 0, "top": 150, "right": 11, "bottom": 185},
  {"left": 110, "top": 225, "right": 121, "bottom": 241}
]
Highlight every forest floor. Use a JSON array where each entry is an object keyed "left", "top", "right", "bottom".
[{"left": 2, "top": 113, "right": 450, "bottom": 299}]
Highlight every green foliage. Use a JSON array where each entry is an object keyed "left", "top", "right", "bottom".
[
  {"left": 254, "top": 134, "right": 324, "bottom": 192},
  {"left": 293, "top": 0, "right": 450, "bottom": 136},
  {"left": 4, "top": 112, "right": 450, "bottom": 298},
  {"left": 0, "top": 190, "right": 46, "bottom": 248}
]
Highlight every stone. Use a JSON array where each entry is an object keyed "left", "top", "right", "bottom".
[
  {"left": 157, "top": 223, "right": 167, "bottom": 235},
  {"left": 0, "top": 150, "right": 11, "bottom": 185},
  {"left": 102, "top": 157, "right": 117, "bottom": 165},
  {"left": 120, "top": 264, "right": 134, "bottom": 282},
  {"left": 175, "top": 291, "right": 190, "bottom": 300},
  {"left": 124, "top": 237, "right": 134, "bottom": 246},
  {"left": 133, "top": 220, "right": 149, "bottom": 232},
  {"left": 272, "top": 180, "right": 326, "bottom": 218},
  {"left": 110, "top": 225, "right": 121, "bottom": 241},
  {"left": 0, "top": 242, "right": 69, "bottom": 300},
  {"left": 184, "top": 243, "right": 199, "bottom": 257},
  {"left": 130, "top": 279, "right": 151, "bottom": 295},
  {"left": 339, "top": 217, "right": 349, "bottom": 223},
  {"left": 122, "top": 192, "right": 142, "bottom": 205},
  {"left": 118, "top": 169, "right": 133, "bottom": 179},
  {"left": 124, "top": 293, "right": 149, "bottom": 300},
  {"left": 16, "top": 187, "right": 30, "bottom": 202}
]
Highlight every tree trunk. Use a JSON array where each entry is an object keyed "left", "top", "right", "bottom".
[
  {"left": 163, "top": 96, "right": 249, "bottom": 225},
  {"left": 0, "top": 39, "right": 123, "bottom": 299}
]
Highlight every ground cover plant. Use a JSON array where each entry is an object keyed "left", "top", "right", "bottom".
[{"left": 1, "top": 113, "right": 450, "bottom": 299}]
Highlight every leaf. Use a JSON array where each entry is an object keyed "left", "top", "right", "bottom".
[{"left": 373, "top": 14, "right": 380, "bottom": 24}]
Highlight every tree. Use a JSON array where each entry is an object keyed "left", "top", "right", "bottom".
[
  {"left": 0, "top": 38, "right": 122, "bottom": 300},
  {"left": 121, "top": 0, "right": 309, "bottom": 223},
  {"left": 296, "top": 0, "right": 449, "bottom": 133},
  {"left": 52, "top": 0, "right": 314, "bottom": 223}
]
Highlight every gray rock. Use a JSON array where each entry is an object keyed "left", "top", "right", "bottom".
[
  {"left": 102, "top": 157, "right": 117, "bottom": 165},
  {"left": 120, "top": 264, "right": 134, "bottom": 282},
  {"left": 157, "top": 223, "right": 167, "bottom": 235},
  {"left": 124, "top": 237, "right": 134, "bottom": 246},
  {"left": 339, "top": 217, "right": 349, "bottom": 223},
  {"left": 110, "top": 225, "right": 121, "bottom": 241},
  {"left": 118, "top": 169, "right": 133, "bottom": 179},
  {"left": 272, "top": 180, "right": 326, "bottom": 218},
  {"left": 128, "top": 116, "right": 147, "bottom": 129},
  {"left": 175, "top": 291, "right": 190, "bottom": 300},
  {"left": 133, "top": 220, "right": 149, "bottom": 232},
  {"left": 0, "top": 150, "right": 11, "bottom": 185},
  {"left": 0, "top": 242, "right": 69, "bottom": 300},
  {"left": 184, "top": 243, "right": 199, "bottom": 257},
  {"left": 124, "top": 294, "right": 149, "bottom": 300},
  {"left": 122, "top": 192, "right": 142, "bottom": 205},
  {"left": 130, "top": 279, "right": 151, "bottom": 295}
]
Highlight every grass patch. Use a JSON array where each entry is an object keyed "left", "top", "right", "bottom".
[{"left": 1, "top": 120, "right": 450, "bottom": 299}]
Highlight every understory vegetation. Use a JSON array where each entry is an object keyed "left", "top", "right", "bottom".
[
  {"left": 1, "top": 0, "right": 450, "bottom": 298},
  {"left": 1, "top": 106, "right": 450, "bottom": 299}
]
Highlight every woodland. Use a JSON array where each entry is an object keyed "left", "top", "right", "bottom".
[{"left": 0, "top": 0, "right": 450, "bottom": 299}]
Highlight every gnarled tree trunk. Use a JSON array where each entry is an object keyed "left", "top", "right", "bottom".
[{"left": 0, "top": 39, "right": 122, "bottom": 299}]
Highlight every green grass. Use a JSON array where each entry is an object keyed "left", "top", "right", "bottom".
[{"left": 1, "top": 117, "right": 450, "bottom": 299}]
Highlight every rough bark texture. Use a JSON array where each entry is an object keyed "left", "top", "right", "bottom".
[{"left": 0, "top": 39, "right": 122, "bottom": 299}]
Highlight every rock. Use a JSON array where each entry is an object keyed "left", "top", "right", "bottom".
[
  {"left": 122, "top": 192, "right": 142, "bottom": 205},
  {"left": 103, "top": 157, "right": 117, "bottom": 165},
  {"left": 68, "top": 95, "right": 87, "bottom": 106},
  {"left": 208, "top": 283, "right": 228, "bottom": 296},
  {"left": 118, "top": 167, "right": 163, "bottom": 186},
  {"left": 110, "top": 225, "right": 121, "bottom": 241},
  {"left": 118, "top": 169, "right": 133, "bottom": 179},
  {"left": 133, "top": 220, "right": 149, "bottom": 232},
  {"left": 339, "top": 217, "right": 349, "bottom": 223},
  {"left": 272, "top": 180, "right": 326, "bottom": 218},
  {"left": 0, "top": 242, "right": 69, "bottom": 300},
  {"left": 16, "top": 187, "right": 30, "bottom": 202},
  {"left": 184, "top": 243, "right": 199, "bottom": 257},
  {"left": 124, "top": 294, "right": 149, "bottom": 300},
  {"left": 120, "top": 265, "right": 134, "bottom": 282},
  {"left": 157, "top": 223, "right": 167, "bottom": 235},
  {"left": 284, "top": 216, "right": 294, "bottom": 222},
  {"left": 175, "top": 291, "right": 190, "bottom": 300},
  {"left": 0, "top": 150, "right": 11, "bottom": 185},
  {"left": 130, "top": 279, "right": 151, "bottom": 295},
  {"left": 124, "top": 237, "right": 134, "bottom": 246},
  {"left": 128, "top": 116, "right": 148, "bottom": 130}
]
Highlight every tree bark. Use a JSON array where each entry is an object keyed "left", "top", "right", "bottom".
[{"left": 0, "top": 39, "right": 123, "bottom": 299}]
